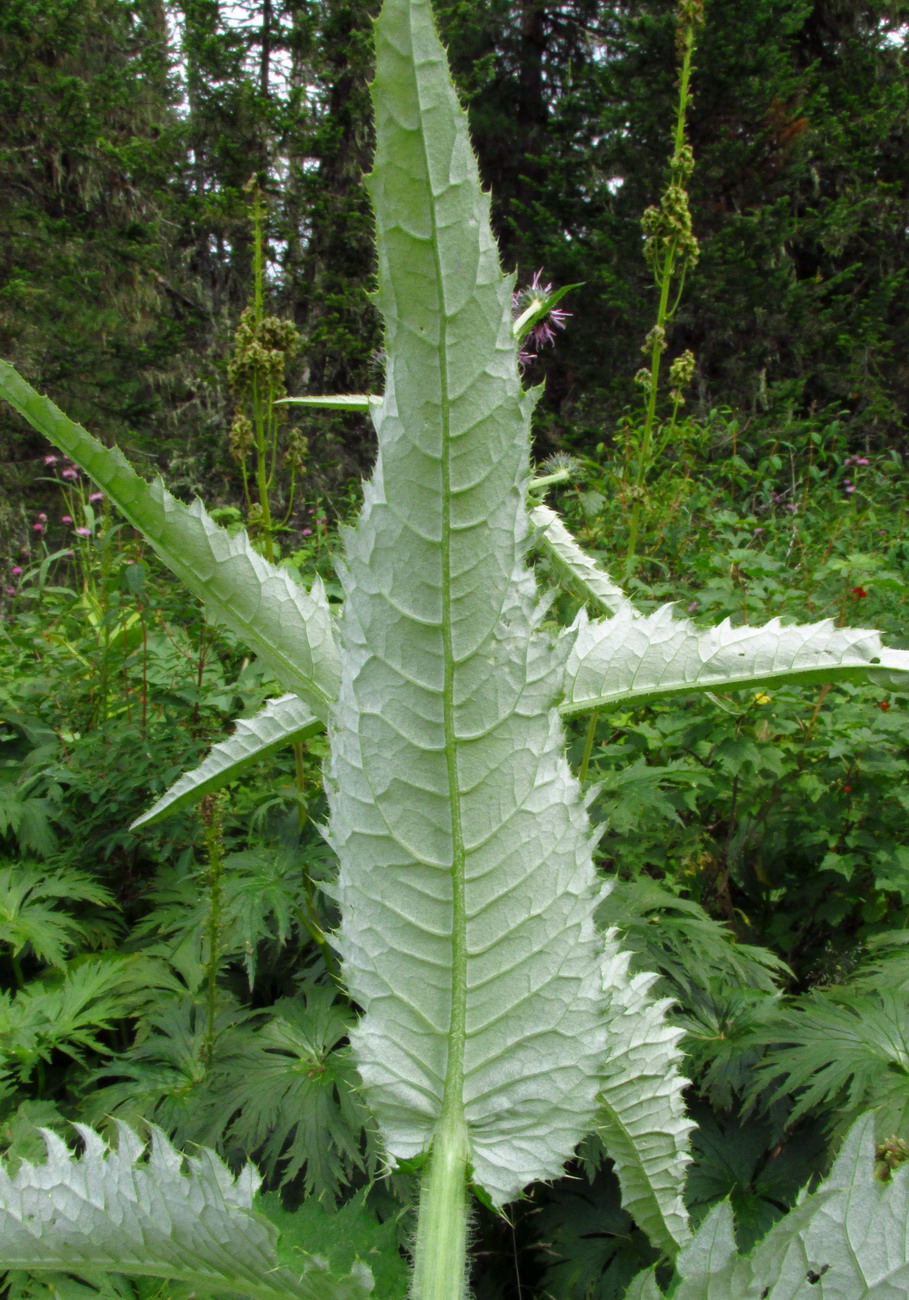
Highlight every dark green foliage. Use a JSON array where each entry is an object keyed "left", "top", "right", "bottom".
[
  {"left": 260, "top": 1191, "right": 409, "bottom": 1298},
  {"left": 746, "top": 984, "right": 909, "bottom": 1140}
]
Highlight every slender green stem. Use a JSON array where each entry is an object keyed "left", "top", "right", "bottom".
[
  {"left": 252, "top": 373, "right": 275, "bottom": 561},
  {"left": 200, "top": 794, "right": 225, "bottom": 1065},
  {"left": 578, "top": 709, "right": 599, "bottom": 783}
]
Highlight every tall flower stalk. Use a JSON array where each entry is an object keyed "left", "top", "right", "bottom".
[
  {"left": 227, "top": 180, "right": 306, "bottom": 563},
  {"left": 625, "top": 0, "right": 705, "bottom": 571}
]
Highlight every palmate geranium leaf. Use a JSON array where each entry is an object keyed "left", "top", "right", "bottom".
[
  {"left": 626, "top": 1113, "right": 909, "bottom": 1298},
  {"left": 0, "top": 1122, "right": 372, "bottom": 1299},
  {"left": 0, "top": 360, "right": 340, "bottom": 722},
  {"left": 744, "top": 986, "right": 909, "bottom": 1138},
  {"left": 561, "top": 604, "right": 909, "bottom": 716},
  {"left": 131, "top": 694, "right": 321, "bottom": 828}
]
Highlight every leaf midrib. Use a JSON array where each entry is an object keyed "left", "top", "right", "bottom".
[{"left": 411, "top": 11, "right": 468, "bottom": 1139}]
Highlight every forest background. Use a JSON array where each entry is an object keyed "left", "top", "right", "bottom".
[
  {"left": 1, "top": 1, "right": 909, "bottom": 1296},
  {"left": 2, "top": 0, "right": 908, "bottom": 493}
]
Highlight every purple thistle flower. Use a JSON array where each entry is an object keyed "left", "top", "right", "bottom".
[
  {"left": 529, "top": 269, "right": 549, "bottom": 294},
  {"left": 75, "top": 526, "right": 91, "bottom": 536},
  {"left": 302, "top": 528, "right": 313, "bottom": 537},
  {"left": 530, "top": 320, "right": 557, "bottom": 349},
  {"left": 89, "top": 491, "right": 103, "bottom": 502},
  {"left": 11, "top": 566, "right": 22, "bottom": 576},
  {"left": 43, "top": 454, "right": 58, "bottom": 466},
  {"left": 61, "top": 467, "right": 79, "bottom": 481},
  {"left": 513, "top": 269, "right": 570, "bottom": 366},
  {"left": 32, "top": 522, "right": 45, "bottom": 533},
  {"left": 61, "top": 515, "right": 73, "bottom": 525}
]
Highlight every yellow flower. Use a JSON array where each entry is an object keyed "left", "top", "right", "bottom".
[{"left": 753, "top": 692, "right": 772, "bottom": 705}]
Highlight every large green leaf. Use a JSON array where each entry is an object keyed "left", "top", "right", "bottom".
[
  {"left": 562, "top": 605, "right": 909, "bottom": 716},
  {"left": 326, "top": 0, "right": 641, "bottom": 1208},
  {"left": 0, "top": 361, "right": 340, "bottom": 721},
  {"left": 131, "top": 694, "right": 321, "bottom": 829},
  {"left": 0, "top": 1122, "right": 372, "bottom": 1298},
  {"left": 625, "top": 1113, "right": 909, "bottom": 1297}
]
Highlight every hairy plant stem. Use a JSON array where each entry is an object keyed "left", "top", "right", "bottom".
[{"left": 411, "top": 1111, "right": 470, "bottom": 1300}]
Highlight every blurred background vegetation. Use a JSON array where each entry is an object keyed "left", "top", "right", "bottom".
[{"left": 1, "top": 0, "right": 907, "bottom": 506}]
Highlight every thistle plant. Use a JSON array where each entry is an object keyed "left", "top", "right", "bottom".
[
  {"left": 625, "top": 0, "right": 705, "bottom": 569},
  {"left": 1, "top": 1, "right": 909, "bottom": 1296}
]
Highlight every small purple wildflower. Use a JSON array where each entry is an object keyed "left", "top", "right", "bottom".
[
  {"left": 688, "top": 600, "right": 699, "bottom": 612},
  {"left": 32, "top": 522, "right": 45, "bottom": 533},
  {"left": 61, "top": 467, "right": 79, "bottom": 481},
  {"left": 302, "top": 528, "right": 313, "bottom": 537},
  {"left": 5, "top": 587, "right": 15, "bottom": 596},
  {"left": 89, "top": 491, "right": 103, "bottom": 503},
  {"left": 513, "top": 269, "right": 570, "bottom": 367},
  {"left": 846, "top": 455, "right": 870, "bottom": 466},
  {"left": 75, "top": 526, "right": 91, "bottom": 537},
  {"left": 43, "top": 454, "right": 58, "bottom": 466},
  {"left": 10, "top": 566, "right": 22, "bottom": 576},
  {"left": 61, "top": 514, "right": 73, "bottom": 524},
  {"left": 37, "top": 512, "right": 47, "bottom": 522}
]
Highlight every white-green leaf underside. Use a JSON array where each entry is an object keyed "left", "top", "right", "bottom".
[
  {"left": 325, "top": 0, "right": 635, "bottom": 1209},
  {"left": 131, "top": 694, "right": 321, "bottom": 828},
  {"left": 529, "top": 503, "right": 629, "bottom": 616},
  {"left": 279, "top": 395, "right": 381, "bottom": 411},
  {"left": 0, "top": 1122, "right": 372, "bottom": 1299},
  {"left": 626, "top": 1113, "right": 909, "bottom": 1297},
  {"left": 562, "top": 604, "right": 909, "bottom": 716},
  {"left": 0, "top": 361, "right": 340, "bottom": 721},
  {"left": 597, "top": 927, "right": 694, "bottom": 1259}
]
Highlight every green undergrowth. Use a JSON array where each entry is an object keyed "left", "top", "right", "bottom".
[{"left": 0, "top": 410, "right": 907, "bottom": 1296}]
